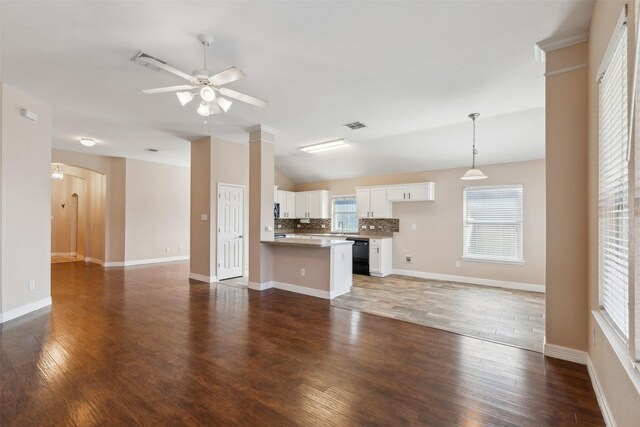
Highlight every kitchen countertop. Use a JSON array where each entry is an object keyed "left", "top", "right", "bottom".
[
  {"left": 262, "top": 238, "right": 355, "bottom": 248},
  {"left": 292, "top": 233, "right": 392, "bottom": 240}
]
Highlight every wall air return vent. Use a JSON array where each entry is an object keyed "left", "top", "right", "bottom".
[
  {"left": 144, "top": 148, "right": 159, "bottom": 153},
  {"left": 344, "top": 121, "right": 367, "bottom": 130}
]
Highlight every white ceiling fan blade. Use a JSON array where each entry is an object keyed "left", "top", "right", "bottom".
[
  {"left": 209, "top": 67, "right": 246, "bottom": 86},
  {"left": 217, "top": 88, "right": 268, "bottom": 107},
  {"left": 141, "top": 56, "right": 197, "bottom": 83},
  {"left": 142, "top": 85, "right": 196, "bottom": 94}
]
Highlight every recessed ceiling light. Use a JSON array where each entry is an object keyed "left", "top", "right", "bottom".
[
  {"left": 300, "top": 139, "right": 350, "bottom": 154},
  {"left": 80, "top": 138, "right": 96, "bottom": 147}
]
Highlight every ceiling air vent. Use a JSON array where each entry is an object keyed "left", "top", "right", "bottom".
[
  {"left": 144, "top": 148, "right": 159, "bottom": 153},
  {"left": 131, "top": 51, "right": 166, "bottom": 71},
  {"left": 344, "top": 121, "right": 367, "bottom": 130}
]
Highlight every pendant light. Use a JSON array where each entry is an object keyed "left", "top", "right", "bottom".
[
  {"left": 461, "top": 113, "right": 488, "bottom": 180},
  {"left": 51, "top": 165, "right": 64, "bottom": 181}
]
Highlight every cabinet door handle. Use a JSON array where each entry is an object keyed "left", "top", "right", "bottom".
[
  {"left": 403, "top": 193, "right": 406, "bottom": 199},
  {"left": 377, "top": 247, "right": 380, "bottom": 254},
  {"left": 408, "top": 193, "right": 411, "bottom": 200}
]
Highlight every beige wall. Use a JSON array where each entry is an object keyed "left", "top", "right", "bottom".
[
  {"left": 296, "top": 160, "right": 546, "bottom": 286},
  {"left": 190, "top": 137, "right": 249, "bottom": 279},
  {"left": 587, "top": 1, "right": 640, "bottom": 425},
  {"left": 1, "top": 83, "right": 52, "bottom": 315},
  {"left": 124, "top": 159, "right": 190, "bottom": 262},
  {"left": 275, "top": 168, "right": 295, "bottom": 191},
  {"left": 545, "top": 42, "right": 589, "bottom": 351}
]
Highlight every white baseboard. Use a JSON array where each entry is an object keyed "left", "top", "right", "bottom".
[
  {"left": 587, "top": 356, "right": 616, "bottom": 427},
  {"left": 103, "top": 261, "right": 125, "bottom": 267},
  {"left": 329, "top": 286, "right": 352, "bottom": 299},
  {"left": 70, "top": 252, "right": 77, "bottom": 256},
  {"left": 123, "top": 255, "right": 190, "bottom": 267},
  {"left": 189, "top": 273, "right": 217, "bottom": 283},
  {"left": 0, "top": 297, "right": 52, "bottom": 323},
  {"left": 248, "top": 281, "right": 274, "bottom": 291},
  {"left": 272, "top": 281, "right": 331, "bottom": 299},
  {"left": 85, "top": 257, "right": 104, "bottom": 266},
  {"left": 51, "top": 252, "right": 74, "bottom": 257},
  {"left": 543, "top": 342, "right": 588, "bottom": 365},
  {"left": 391, "top": 268, "right": 545, "bottom": 293}
]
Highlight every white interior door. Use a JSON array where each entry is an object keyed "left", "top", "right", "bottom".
[{"left": 218, "top": 184, "right": 244, "bottom": 280}]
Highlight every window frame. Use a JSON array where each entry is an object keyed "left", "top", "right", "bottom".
[
  {"left": 331, "top": 195, "right": 358, "bottom": 233},
  {"left": 461, "top": 184, "right": 524, "bottom": 265}
]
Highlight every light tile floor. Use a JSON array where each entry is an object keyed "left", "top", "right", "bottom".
[{"left": 332, "top": 274, "right": 545, "bottom": 353}]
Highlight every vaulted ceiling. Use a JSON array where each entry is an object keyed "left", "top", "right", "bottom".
[{"left": 1, "top": 1, "right": 594, "bottom": 182}]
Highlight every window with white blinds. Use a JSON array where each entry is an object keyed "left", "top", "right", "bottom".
[
  {"left": 332, "top": 196, "right": 358, "bottom": 232},
  {"left": 598, "top": 26, "right": 629, "bottom": 340},
  {"left": 462, "top": 185, "right": 523, "bottom": 263}
]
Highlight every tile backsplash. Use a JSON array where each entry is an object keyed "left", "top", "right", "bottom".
[{"left": 274, "top": 217, "right": 399, "bottom": 235}]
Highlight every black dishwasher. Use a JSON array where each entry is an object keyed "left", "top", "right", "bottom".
[{"left": 348, "top": 238, "right": 369, "bottom": 275}]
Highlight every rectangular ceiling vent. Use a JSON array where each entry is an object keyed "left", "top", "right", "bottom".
[
  {"left": 131, "top": 51, "right": 166, "bottom": 71},
  {"left": 344, "top": 121, "right": 367, "bottom": 130},
  {"left": 144, "top": 148, "right": 159, "bottom": 153}
]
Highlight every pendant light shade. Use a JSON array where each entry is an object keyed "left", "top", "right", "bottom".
[
  {"left": 461, "top": 113, "right": 488, "bottom": 180},
  {"left": 52, "top": 166, "right": 64, "bottom": 181}
]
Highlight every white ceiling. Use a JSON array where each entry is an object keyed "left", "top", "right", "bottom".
[{"left": 1, "top": 1, "right": 593, "bottom": 182}]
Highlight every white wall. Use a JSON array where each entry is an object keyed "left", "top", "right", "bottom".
[{"left": 0, "top": 83, "right": 52, "bottom": 319}]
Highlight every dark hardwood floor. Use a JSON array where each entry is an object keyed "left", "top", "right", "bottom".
[{"left": 1, "top": 262, "right": 603, "bottom": 426}]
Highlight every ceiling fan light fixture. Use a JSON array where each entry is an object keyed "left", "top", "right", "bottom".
[
  {"left": 176, "top": 91, "right": 195, "bottom": 106},
  {"left": 197, "top": 101, "right": 211, "bottom": 116},
  {"left": 218, "top": 97, "right": 232, "bottom": 112},
  {"left": 461, "top": 113, "right": 488, "bottom": 181},
  {"left": 200, "top": 86, "right": 216, "bottom": 102},
  {"left": 80, "top": 138, "right": 95, "bottom": 147}
]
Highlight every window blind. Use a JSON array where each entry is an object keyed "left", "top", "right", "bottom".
[
  {"left": 599, "top": 27, "right": 629, "bottom": 339},
  {"left": 332, "top": 196, "right": 358, "bottom": 232},
  {"left": 462, "top": 186, "right": 523, "bottom": 262}
]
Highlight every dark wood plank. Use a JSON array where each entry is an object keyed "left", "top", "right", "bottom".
[{"left": 0, "top": 261, "right": 603, "bottom": 426}]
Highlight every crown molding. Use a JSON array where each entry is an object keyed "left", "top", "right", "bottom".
[{"left": 536, "top": 32, "right": 588, "bottom": 53}]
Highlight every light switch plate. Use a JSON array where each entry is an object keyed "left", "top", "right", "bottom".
[{"left": 200, "top": 214, "right": 208, "bottom": 221}]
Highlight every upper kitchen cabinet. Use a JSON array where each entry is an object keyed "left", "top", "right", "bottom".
[
  {"left": 296, "top": 190, "right": 330, "bottom": 218},
  {"left": 387, "top": 182, "right": 435, "bottom": 202},
  {"left": 277, "top": 190, "right": 296, "bottom": 218},
  {"left": 356, "top": 187, "right": 390, "bottom": 218}
]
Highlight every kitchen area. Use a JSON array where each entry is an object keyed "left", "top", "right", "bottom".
[{"left": 271, "top": 182, "right": 436, "bottom": 287}]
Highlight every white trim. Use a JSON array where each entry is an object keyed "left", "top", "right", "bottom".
[
  {"left": 272, "top": 281, "right": 331, "bottom": 299},
  {"left": 0, "top": 297, "right": 52, "bottom": 324},
  {"left": 217, "top": 183, "right": 245, "bottom": 281},
  {"left": 248, "top": 281, "right": 274, "bottom": 291},
  {"left": 123, "top": 255, "right": 190, "bottom": 267},
  {"left": 587, "top": 356, "right": 617, "bottom": 427},
  {"left": 70, "top": 251, "right": 77, "bottom": 256},
  {"left": 596, "top": 7, "right": 628, "bottom": 82},
  {"left": 543, "top": 342, "right": 588, "bottom": 364},
  {"left": 189, "top": 273, "right": 217, "bottom": 283},
  {"left": 461, "top": 257, "right": 525, "bottom": 266},
  {"left": 84, "top": 257, "right": 104, "bottom": 266},
  {"left": 391, "top": 268, "right": 545, "bottom": 293},
  {"left": 536, "top": 32, "right": 588, "bottom": 53},
  {"left": 51, "top": 252, "right": 74, "bottom": 257},
  {"left": 593, "top": 311, "right": 640, "bottom": 395},
  {"left": 545, "top": 63, "right": 587, "bottom": 77},
  {"left": 103, "top": 261, "right": 125, "bottom": 267}
]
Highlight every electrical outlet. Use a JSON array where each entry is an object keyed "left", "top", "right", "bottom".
[
  {"left": 178, "top": 245, "right": 182, "bottom": 252},
  {"left": 369, "top": 225, "right": 375, "bottom": 230},
  {"left": 277, "top": 224, "right": 282, "bottom": 229},
  {"left": 300, "top": 268, "right": 305, "bottom": 277},
  {"left": 405, "top": 255, "right": 412, "bottom": 263},
  {"left": 455, "top": 260, "right": 461, "bottom": 268},
  {"left": 166, "top": 247, "right": 171, "bottom": 253},
  {"left": 321, "top": 224, "right": 326, "bottom": 228},
  {"left": 412, "top": 224, "right": 417, "bottom": 230},
  {"left": 265, "top": 226, "right": 273, "bottom": 231},
  {"left": 297, "top": 224, "right": 301, "bottom": 228},
  {"left": 362, "top": 225, "right": 367, "bottom": 229},
  {"left": 28, "top": 280, "right": 36, "bottom": 291},
  {"left": 200, "top": 214, "right": 208, "bottom": 221}
]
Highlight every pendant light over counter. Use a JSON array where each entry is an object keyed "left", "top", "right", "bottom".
[{"left": 461, "top": 113, "right": 488, "bottom": 180}]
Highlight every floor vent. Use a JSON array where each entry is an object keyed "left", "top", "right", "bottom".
[{"left": 344, "top": 121, "right": 367, "bottom": 130}]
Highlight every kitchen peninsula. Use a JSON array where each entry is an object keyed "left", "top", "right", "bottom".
[{"left": 261, "top": 237, "right": 353, "bottom": 299}]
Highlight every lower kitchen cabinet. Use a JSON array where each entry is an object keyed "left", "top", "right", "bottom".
[{"left": 369, "top": 238, "right": 392, "bottom": 277}]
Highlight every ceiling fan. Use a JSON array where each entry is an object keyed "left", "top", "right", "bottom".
[{"left": 133, "top": 34, "right": 267, "bottom": 116}]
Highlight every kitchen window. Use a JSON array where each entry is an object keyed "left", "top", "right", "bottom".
[
  {"left": 463, "top": 185, "right": 523, "bottom": 263},
  {"left": 332, "top": 196, "right": 358, "bottom": 233}
]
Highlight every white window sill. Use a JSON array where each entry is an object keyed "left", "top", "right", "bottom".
[
  {"left": 461, "top": 257, "right": 525, "bottom": 265},
  {"left": 592, "top": 310, "right": 640, "bottom": 396}
]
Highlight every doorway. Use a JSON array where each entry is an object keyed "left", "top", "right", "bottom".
[{"left": 217, "top": 184, "right": 245, "bottom": 281}]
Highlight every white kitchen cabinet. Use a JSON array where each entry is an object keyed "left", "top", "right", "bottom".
[
  {"left": 387, "top": 182, "right": 436, "bottom": 202},
  {"left": 295, "top": 190, "right": 329, "bottom": 218},
  {"left": 369, "top": 238, "right": 392, "bottom": 277},
  {"left": 277, "top": 190, "right": 296, "bottom": 218},
  {"left": 356, "top": 187, "right": 390, "bottom": 218}
]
